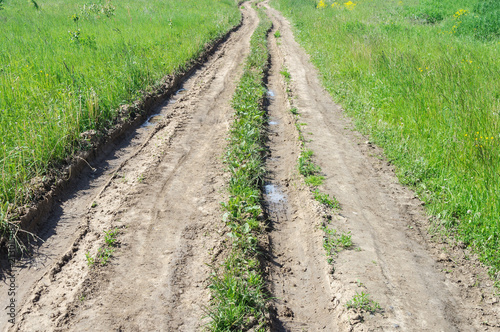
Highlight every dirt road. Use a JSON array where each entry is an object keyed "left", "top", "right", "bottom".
[{"left": 1, "top": 1, "right": 499, "bottom": 331}]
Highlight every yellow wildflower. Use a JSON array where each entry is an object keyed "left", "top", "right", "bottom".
[
  {"left": 317, "top": 0, "right": 327, "bottom": 9},
  {"left": 344, "top": 1, "right": 356, "bottom": 10}
]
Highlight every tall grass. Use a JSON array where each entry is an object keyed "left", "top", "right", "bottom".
[
  {"left": 208, "top": 8, "right": 271, "bottom": 331},
  {"left": 0, "top": 0, "right": 240, "bottom": 236},
  {"left": 271, "top": 0, "right": 500, "bottom": 278}
]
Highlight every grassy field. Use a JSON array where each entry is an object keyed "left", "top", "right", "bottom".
[
  {"left": 271, "top": 0, "right": 500, "bottom": 279},
  {"left": 0, "top": 0, "right": 240, "bottom": 237}
]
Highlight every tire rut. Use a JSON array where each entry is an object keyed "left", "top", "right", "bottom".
[
  {"left": 261, "top": 5, "right": 337, "bottom": 330},
  {"left": 5, "top": 3, "right": 260, "bottom": 331}
]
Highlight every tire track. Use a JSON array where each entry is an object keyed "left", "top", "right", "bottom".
[{"left": 260, "top": 3, "right": 337, "bottom": 329}]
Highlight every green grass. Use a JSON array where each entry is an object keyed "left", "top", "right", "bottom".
[
  {"left": 207, "top": 8, "right": 271, "bottom": 331},
  {"left": 272, "top": 0, "right": 500, "bottom": 280},
  {"left": 86, "top": 227, "right": 119, "bottom": 267},
  {"left": 0, "top": 0, "right": 240, "bottom": 242},
  {"left": 313, "top": 189, "right": 339, "bottom": 210},
  {"left": 322, "top": 226, "right": 352, "bottom": 264},
  {"left": 297, "top": 149, "right": 315, "bottom": 175},
  {"left": 345, "top": 291, "right": 381, "bottom": 314}
]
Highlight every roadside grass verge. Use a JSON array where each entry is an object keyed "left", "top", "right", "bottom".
[
  {"left": 207, "top": 8, "right": 272, "bottom": 332},
  {"left": 0, "top": 0, "right": 240, "bottom": 245},
  {"left": 272, "top": 0, "right": 500, "bottom": 280}
]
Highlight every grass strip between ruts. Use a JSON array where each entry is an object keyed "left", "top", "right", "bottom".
[{"left": 207, "top": 7, "right": 272, "bottom": 332}]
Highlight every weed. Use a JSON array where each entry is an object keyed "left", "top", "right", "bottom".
[
  {"left": 338, "top": 231, "right": 353, "bottom": 248},
  {"left": 323, "top": 227, "right": 353, "bottom": 264},
  {"left": 97, "top": 247, "right": 114, "bottom": 265},
  {"left": 304, "top": 175, "right": 324, "bottom": 186},
  {"left": 345, "top": 291, "right": 381, "bottom": 313},
  {"left": 80, "top": 1, "right": 116, "bottom": 19},
  {"left": 280, "top": 66, "right": 291, "bottom": 84},
  {"left": 86, "top": 228, "right": 120, "bottom": 267},
  {"left": 85, "top": 252, "right": 95, "bottom": 267},
  {"left": 274, "top": 30, "right": 281, "bottom": 38},
  {"left": 323, "top": 227, "right": 337, "bottom": 263},
  {"left": 289, "top": 107, "right": 299, "bottom": 115},
  {"left": 104, "top": 228, "right": 119, "bottom": 247},
  {"left": 313, "top": 189, "right": 340, "bottom": 209},
  {"left": 298, "top": 149, "right": 320, "bottom": 177}
]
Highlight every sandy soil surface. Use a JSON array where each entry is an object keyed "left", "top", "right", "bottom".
[{"left": 1, "top": 1, "right": 499, "bottom": 331}]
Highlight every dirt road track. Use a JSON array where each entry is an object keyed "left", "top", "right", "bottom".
[
  {"left": 261, "top": 6, "right": 337, "bottom": 329},
  {"left": 1, "top": 1, "right": 499, "bottom": 331},
  {"left": 2, "top": 3, "right": 258, "bottom": 331}
]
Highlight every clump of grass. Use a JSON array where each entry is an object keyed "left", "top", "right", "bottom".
[
  {"left": 298, "top": 149, "right": 319, "bottom": 176},
  {"left": 280, "top": 66, "right": 291, "bottom": 83},
  {"left": 313, "top": 189, "right": 339, "bottom": 209},
  {"left": 207, "top": 8, "right": 272, "bottom": 332},
  {"left": 0, "top": 0, "right": 240, "bottom": 249},
  {"left": 104, "top": 228, "right": 119, "bottom": 247},
  {"left": 345, "top": 291, "right": 381, "bottom": 313},
  {"left": 86, "top": 228, "right": 119, "bottom": 267},
  {"left": 296, "top": 137, "right": 325, "bottom": 187},
  {"left": 304, "top": 175, "right": 325, "bottom": 187},
  {"left": 273, "top": 0, "right": 500, "bottom": 282},
  {"left": 322, "top": 227, "right": 352, "bottom": 264}
]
